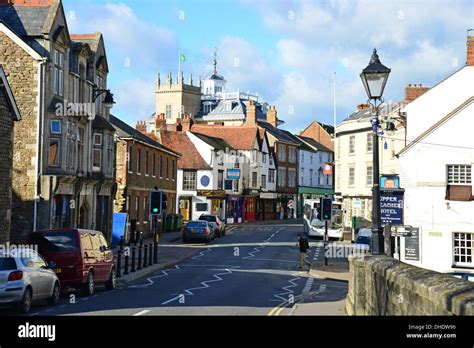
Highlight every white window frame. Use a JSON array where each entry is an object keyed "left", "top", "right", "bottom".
[
  {"left": 165, "top": 105, "right": 172, "bottom": 119},
  {"left": 366, "top": 133, "right": 373, "bottom": 153},
  {"left": 366, "top": 165, "right": 373, "bottom": 187},
  {"left": 349, "top": 136, "right": 355, "bottom": 155},
  {"left": 183, "top": 171, "right": 197, "bottom": 191},
  {"left": 453, "top": 232, "right": 474, "bottom": 267},
  {"left": 447, "top": 165, "right": 472, "bottom": 185},
  {"left": 348, "top": 166, "right": 355, "bottom": 188}
]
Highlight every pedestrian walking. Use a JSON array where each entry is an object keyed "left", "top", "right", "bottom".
[
  {"left": 297, "top": 234, "right": 312, "bottom": 272},
  {"left": 280, "top": 206, "right": 285, "bottom": 220}
]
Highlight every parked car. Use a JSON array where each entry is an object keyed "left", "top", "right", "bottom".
[
  {"left": 28, "top": 229, "right": 116, "bottom": 296},
  {"left": 199, "top": 214, "right": 226, "bottom": 237},
  {"left": 0, "top": 248, "right": 60, "bottom": 313},
  {"left": 447, "top": 272, "right": 474, "bottom": 282},
  {"left": 183, "top": 221, "right": 215, "bottom": 243},
  {"left": 352, "top": 228, "right": 372, "bottom": 253}
]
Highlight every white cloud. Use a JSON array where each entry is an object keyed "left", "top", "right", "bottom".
[
  {"left": 245, "top": 0, "right": 474, "bottom": 131},
  {"left": 112, "top": 78, "right": 156, "bottom": 124},
  {"left": 209, "top": 35, "right": 282, "bottom": 102},
  {"left": 67, "top": 2, "right": 178, "bottom": 70}
]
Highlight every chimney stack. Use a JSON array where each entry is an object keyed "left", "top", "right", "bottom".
[
  {"left": 405, "top": 83, "right": 430, "bottom": 102},
  {"left": 357, "top": 103, "right": 371, "bottom": 112},
  {"left": 267, "top": 105, "right": 278, "bottom": 127},
  {"left": 181, "top": 113, "right": 193, "bottom": 132},
  {"left": 135, "top": 120, "right": 147, "bottom": 134},
  {"left": 154, "top": 113, "right": 166, "bottom": 131},
  {"left": 246, "top": 100, "right": 257, "bottom": 125},
  {"left": 467, "top": 35, "right": 474, "bottom": 66}
]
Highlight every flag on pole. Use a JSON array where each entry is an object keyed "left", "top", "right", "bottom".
[{"left": 179, "top": 53, "right": 186, "bottom": 62}]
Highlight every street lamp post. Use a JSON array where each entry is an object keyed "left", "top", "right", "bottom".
[{"left": 360, "top": 49, "right": 391, "bottom": 254}]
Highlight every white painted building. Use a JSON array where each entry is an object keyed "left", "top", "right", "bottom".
[
  {"left": 335, "top": 102, "right": 406, "bottom": 230},
  {"left": 398, "top": 47, "right": 474, "bottom": 273}
]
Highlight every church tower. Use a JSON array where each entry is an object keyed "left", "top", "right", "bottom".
[{"left": 155, "top": 71, "right": 202, "bottom": 125}]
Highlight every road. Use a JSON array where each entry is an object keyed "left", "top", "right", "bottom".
[{"left": 8, "top": 222, "right": 348, "bottom": 316}]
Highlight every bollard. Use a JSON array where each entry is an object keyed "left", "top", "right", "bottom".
[
  {"left": 116, "top": 250, "right": 122, "bottom": 278},
  {"left": 148, "top": 243, "right": 153, "bottom": 265},
  {"left": 143, "top": 244, "right": 148, "bottom": 268},
  {"left": 124, "top": 251, "right": 129, "bottom": 275},
  {"left": 131, "top": 246, "right": 136, "bottom": 273},
  {"left": 137, "top": 242, "right": 143, "bottom": 271},
  {"left": 153, "top": 242, "right": 158, "bottom": 264}
]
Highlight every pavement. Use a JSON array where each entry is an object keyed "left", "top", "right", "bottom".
[{"left": 2, "top": 219, "right": 350, "bottom": 316}]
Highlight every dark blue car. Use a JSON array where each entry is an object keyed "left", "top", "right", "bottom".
[{"left": 182, "top": 221, "right": 215, "bottom": 244}]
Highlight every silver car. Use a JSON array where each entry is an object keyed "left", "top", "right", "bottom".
[{"left": 0, "top": 248, "right": 60, "bottom": 313}]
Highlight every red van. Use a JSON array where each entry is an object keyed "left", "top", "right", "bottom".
[{"left": 28, "top": 229, "right": 116, "bottom": 296}]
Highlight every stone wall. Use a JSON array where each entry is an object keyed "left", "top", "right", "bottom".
[
  {"left": 0, "top": 32, "right": 40, "bottom": 242},
  {"left": 346, "top": 255, "right": 474, "bottom": 316},
  {"left": 0, "top": 88, "right": 14, "bottom": 243}
]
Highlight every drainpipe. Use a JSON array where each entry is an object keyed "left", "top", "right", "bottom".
[{"left": 33, "top": 58, "right": 47, "bottom": 232}]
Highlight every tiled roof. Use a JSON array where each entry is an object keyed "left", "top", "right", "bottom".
[
  {"left": 298, "top": 136, "right": 334, "bottom": 153},
  {"left": 0, "top": 4, "right": 50, "bottom": 37},
  {"left": 190, "top": 132, "right": 234, "bottom": 151},
  {"left": 257, "top": 121, "right": 300, "bottom": 145},
  {"left": 93, "top": 115, "right": 117, "bottom": 132},
  {"left": 280, "top": 130, "right": 313, "bottom": 152},
  {"left": 160, "top": 131, "right": 210, "bottom": 170},
  {"left": 110, "top": 115, "right": 180, "bottom": 157},
  {"left": 191, "top": 125, "right": 259, "bottom": 150}
]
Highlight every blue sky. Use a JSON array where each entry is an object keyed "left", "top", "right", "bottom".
[{"left": 64, "top": 0, "right": 474, "bottom": 132}]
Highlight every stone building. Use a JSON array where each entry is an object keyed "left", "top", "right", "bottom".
[
  {"left": 0, "top": 66, "right": 22, "bottom": 243},
  {"left": 111, "top": 116, "right": 180, "bottom": 239},
  {"left": 0, "top": 0, "right": 116, "bottom": 242}
]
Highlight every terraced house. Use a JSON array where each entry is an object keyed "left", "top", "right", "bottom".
[{"left": 0, "top": 0, "right": 116, "bottom": 242}]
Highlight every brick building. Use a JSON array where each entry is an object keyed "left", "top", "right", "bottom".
[
  {"left": 111, "top": 116, "right": 180, "bottom": 238},
  {"left": 0, "top": 0, "right": 116, "bottom": 242},
  {"left": 0, "top": 67, "right": 21, "bottom": 243}
]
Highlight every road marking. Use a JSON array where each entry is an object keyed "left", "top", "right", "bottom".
[
  {"left": 191, "top": 247, "right": 212, "bottom": 260},
  {"left": 180, "top": 264, "right": 241, "bottom": 268},
  {"left": 245, "top": 258, "right": 298, "bottom": 264},
  {"left": 133, "top": 310, "right": 150, "bottom": 316},
  {"left": 243, "top": 246, "right": 264, "bottom": 259},
  {"left": 161, "top": 268, "right": 233, "bottom": 305},
  {"left": 129, "top": 264, "right": 181, "bottom": 289}
]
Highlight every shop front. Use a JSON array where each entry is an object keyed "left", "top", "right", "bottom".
[
  {"left": 259, "top": 192, "right": 278, "bottom": 221},
  {"left": 225, "top": 195, "right": 244, "bottom": 224},
  {"left": 198, "top": 190, "right": 226, "bottom": 220},
  {"left": 277, "top": 193, "right": 298, "bottom": 219},
  {"left": 298, "top": 187, "right": 335, "bottom": 217},
  {"left": 243, "top": 189, "right": 259, "bottom": 222}
]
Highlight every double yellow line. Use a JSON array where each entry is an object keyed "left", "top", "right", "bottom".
[{"left": 267, "top": 305, "right": 286, "bottom": 316}]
